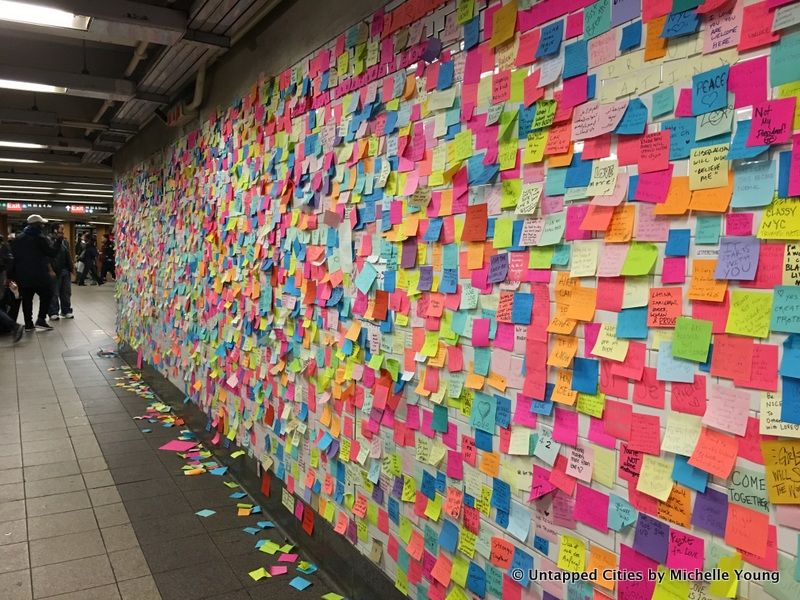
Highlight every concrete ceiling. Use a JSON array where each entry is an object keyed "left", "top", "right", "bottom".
[{"left": 0, "top": 0, "right": 285, "bottom": 218}]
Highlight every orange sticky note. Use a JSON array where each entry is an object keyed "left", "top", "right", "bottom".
[
  {"left": 644, "top": 16, "right": 668, "bottom": 61},
  {"left": 587, "top": 545, "right": 618, "bottom": 591},
  {"left": 647, "top": 287, "right": 682, "bottom": 328},
  {"left": 604, "top": 204, "right": 635, "bottom": 243},
  {"left": 689, "top": 175, "right": 733, "bottom": 212},
  {"left": 687, "top": 260, "right": 728, "bottom": 302},
  {"left": 548, "top": 335, "right": 580, "bottom": 368},
  {"left": 655, "top": 176, "right": 692, "bottom": 215},
  {"left": 566, "top": 287, "right": 597, "bottom": 321},
  {"left": 490, "top": 0, "right": 518, "bottom": 48},
  {"left": 724, "top": 503, "right": 769, "bottom": 559},
  {"left": 688, "top": 427, "right": 739, "bottom": 479}
]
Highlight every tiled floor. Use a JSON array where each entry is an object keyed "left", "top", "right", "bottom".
[{"left": 0, "top": 284, "right": 339, "bottom": 600}]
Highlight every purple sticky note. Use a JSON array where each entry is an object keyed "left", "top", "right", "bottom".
[
  {"left": 633, "top": 513, "right": 669, "bottom": 564},
  {"left": 401, "top": 239, "right": 417, "bottom": 268},
  {"left": 612, "top": 0, "right": 642, "bottom": 27},
  {"left": 487, "top": 253, "right": 508, "bottom": 284},
  {"left": 714, "top": 236, "right": 760, "bottom": 281},
  {"left": 422, "top": 38, "right": 442, "bottom": 63},
  {"left": 691, "top": 487, "right": 729, "bottom": 537}
]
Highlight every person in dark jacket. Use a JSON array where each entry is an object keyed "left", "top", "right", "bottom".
[
  {"left": 9, "top": 215, "right": 56, "bottom": 331},
  {"left": 77, "top": 234, "right": 102, "bottom": 286},
  {"left": 48, "top": 224, "right": 74, "bottom": 320},
  {"left": 100, "top": 233, "right": 115, "bottom": 283},
  {"left": 0, "top": 234, "right": 23, "bottom": 341}
]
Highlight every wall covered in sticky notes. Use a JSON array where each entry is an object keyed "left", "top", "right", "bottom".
[{"left": 115, "top": 0, "right": 800, "bottom": 598}]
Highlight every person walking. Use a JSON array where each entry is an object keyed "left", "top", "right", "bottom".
[
  {"left": 9, "top": 215, "right": 56, "bottom": 331},
  {"left": 77, "top": 234, "right": 102, "bottom": 286},
  {"left": 100, "top": 233, "right": 115, "bottom": 283},
  {"left": 48, "top": 225, "right": 74, "bottom": 320},
  {"left": 0, "top": 234, "right": 23, "bottom": 342}
]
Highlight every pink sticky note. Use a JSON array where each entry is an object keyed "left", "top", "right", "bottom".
[
  {"left": 573, "top": 483, "right": 609, "bottom": 533},
  {"left": 675, "top": 88, "right": 694, "bottom": 117},
  {"left": 790, "top": 134, "right": 800, "bottom": 197},
  {"left": 702, "top": 383, "right": 750, "bottom": 436},
  {"left": 748, "top": 98, "right": 797, "bottom": 146},
  {"left": 588, "top": 417, "right": 617, "bottom": 449},
  {"left": 159, "top": 440, "right": 198, "bottom": 452},
  {"left": 270, "top": 565, "right": 289, "bottom": 575},
  {"left": 553, "top": 407, "right": 578, "bottom": 445},
  {"left": 725, "top": 212, "right": 753, "bottom": 236},
  {"left": 529, "top": 465, "right": 556, "bottom": 500},
  {"left": 667, "top": 530, "right": 705, "bottom": 571},
  {"left": 634, "top": 165, "right": 674, "bottom": 203},
  {"left": 278, "top": 554, "right": 298, "bottom": 563},
  {"left": 739, "top": 1, "right": 779, "bottom": 51},
  {"left": 566, "top": 11, "right": 584, "bottom": 38},
  {"left": 661, "top": 256, "right": 687, "bottom": 284},
  {"left": 472, "top": 318, "right": 490, "bottom": 347},
  {"left": 728, "top": 56, "right": 767, "bottom": 109}
]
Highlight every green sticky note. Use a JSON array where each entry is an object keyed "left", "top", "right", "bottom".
[
  {"left": 584, "top": 0, "right": 611, "bottom": 39},
  {"left": 367, "top": 353, "right": 383, "bottom": 370},
  {"left": 771, "top": 32, "right": 800, "bottom": 88},
  {"left": 493, "top": 217, "right": 514, "bottom": 249},
  {"left": 652, "top": 87, "right": 674, "bottom": 118},
  {"left": 696, "top": 215, "right": 721, "bottom": 244},
  {"left": 620, "top": 242, "right": 659, "bottom": 276},
  {"left": 529, "top": 246, "right": 554, "bottom": 269},
  {"left": 672, "top": 317, "right": 712, "bottom": 362}
]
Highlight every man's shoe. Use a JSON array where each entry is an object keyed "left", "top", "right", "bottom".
[
  {"left": 13, "top": 325, "right": 24, "bottom": 343},
  {"left": 62, "top": 312, "right": 74, "bottom": 319},
  {"left": 49, "top": 314, "right": 59, "bottom": 321},
  {"left": 24, "top": 324, "right": 35, "bottom": 332},
  {"left": 35, "top": 320, "right": 53, "bottom": 331}
]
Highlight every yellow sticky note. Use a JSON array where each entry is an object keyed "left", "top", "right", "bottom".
[
  {"left": 725, "top": 290, "right": 773, "bottom": 339},
  {"left": 591, "top": 323, "right": 629, "bottom": 361},
  {"left": 689, "top": 144, "right": 729, "bottom": 190},
  {"left": 708, "top": 554, "right": 742, "bottom": 598},
  {"left": 557, "top": 534, "right": 585, "bottom": 573},
  {"left": 762, "top": 439, "right": 800, "bottom": 503},
  {"left": 636, "top": 455, "right": 675, "bottom": 502},
  {"left": 777, "top": 81, "right": 800, "bottom": 130},
  {"left": 758, "top": 195, "right": 800, "bottom": 240},
  {"left": 652, "top": 566, "right": 690, "bottom": 600},
  {"left": 490, "top": 0, "right": 517, "bottom": 48},
  {"left": 523, "top": 129, "right": 548, "bottom": 164}
]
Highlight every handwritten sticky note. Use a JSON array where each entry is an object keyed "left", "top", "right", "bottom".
[
  {"left": 692, "top": 65, "right": 729, "bottom": 115},
  {"left": 688, "top": 144, "right": 729, "bottom": 190},
  {"left": 725, "top": 289, "right": 773, "bottom": 338},
  {"left": 748, "top": 98, "right": 797, "bottom": 146},
  {"left": 636, "top": 455, "right": 674, "bottom": 502},
  {"left": 714, "top": 236, "right": 760, "bottom": 281},
  {"left": 689, "top": 427, "right": 738, "bottom": 479},
  {"left": 557, "top": 534, "right": 586, "bottom": 572},
  {"left": 672, "top": 317, "right": 712, "bottom": 363}
]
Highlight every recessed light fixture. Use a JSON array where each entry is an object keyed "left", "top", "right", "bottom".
[
  {"left": 0, "top": 1, "right": 90, "bottom": 30},
  {"left": 0, "top": 140, "right": 47, "bottom": 149},
  {"left": 0, "top": 157, "right": 43, "bottom": 163}
]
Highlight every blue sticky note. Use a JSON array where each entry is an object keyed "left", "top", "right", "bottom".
[
  {"left": 439, "top": 520, "right": 459, "bottom": 553},
  {"left": 692, "top": 65, "right": 729, "bottom": 115},
  {"left": 617, "top": 307, "right": 649, "bottom": 339},
  {"left": 230, "top": 491, "right": 247, "bottom": 499},
  {"left": 608, "top": 494, "right": 638, "bottom": 531},
  {"left": 662, "top": 118, "right": 696, "bottom": 159},
  {"left": 464, "top": 15, "right": 480, "bottom": 50},
  {"left": 511, "top": 292, "right": 533, "bottom": 325},
  {"left": 195, "top": 509, "right": 216, "bottom": 518},
  {"left": 615, "top": 98, "right": 648, "bottom": 134},
  {"left": 571, "top": 357, "right": 599, "bottom": 394},
  {"left": 661, "top": 9, "right": 699, "bottom": 38},
  {"left": 564, "top": 153, "right": 592, "bottom": 188},
  {"left": 772, "top": 287, "right": 800, "bottom": 334},
  {"left": 771, "top": 31, "right": 800, "bottom": 87},
  {"left": 492, "top": 478, "right": 511, "bottom": 512},
  {"left": 656, "top": 342, "right": 695, "bottom": 383},
  {"left": 652, "top": 87, "right": 674, "bottom": 117},
  {"left": 620, "top": 20, "right": 642, "bottom": 51},
  {"left": 779, "top": 151, "right": 793, "bottom": 198},
  {"left": 437, "top": 61, "right": 454, "bottom": 90},
  {"left": 696, "top": 216, "right": 721, "bottom": 245},
  {"left": 782, "top": 376, "right": 800, "bottom": 425},
  {"left": 727, "top": 120, "right": 769, "bottom": 160},
  {"left": 672, "top": 455, "right": 708, "bottom": 492},
  {"left": 289, "top": 577, "right": 312, "bottom": 591},
  {"left": 782, "top": 336, "right": 800, "bottom": 379},
  {"left": 563, "top": 39, "right": 588, "bottom": 78},
  {"left": 534, "top": 535, "right": 550, "bottom": 555},
  {"left": 665, "top": 229, "right": 690, "bottom": 256},
  {"left": 467, "top": 562, "right": 486, "bottom": 597},
  {"left": 732, "top": 160, "right": 775, "bottom": 208},
  {"left": 474, "top": 429, "right": 493, "bottom": 452},
  {"left": 544, "top": 167, "right": 567, "bottom": 196},
  {"left": 508, "top": 547, "right": 534, "bottom": 586},
  {"left": 536, "top": 19, "right": 564, "bottom": 58}
]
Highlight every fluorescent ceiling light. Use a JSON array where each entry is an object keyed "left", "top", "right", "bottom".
[
  {"left": 57, "top": 192, "right": 112, "bottom": 198},
  {"left": 61, "top": 188, "right": 113, "bottom": 194},
  {"left": 0, "top": 140, "right": 46, "bottom": 149},
  {"left": 0, "top": 1, "right": 90, "bottom": 30},
  {"left": 0, "top": 188, "right": 50, "bottom": 193},
  {"left": 0, "top": 78, "right": 66, "bottom": 94},
  {"left": 0, "top": 185, "right": 54, "bottom": 190},
  {"left": 0, "top": 157, "right": 42, "bottom": 163}
]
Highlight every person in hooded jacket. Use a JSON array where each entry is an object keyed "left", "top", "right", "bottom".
[
  {"left": 9, "top": 215, "right": 56, "bottom": 331},
  {"left": 0, "top": 234, "right": 23, "bottom": 341},
  {"left": 48, "top": 224, "right": 73, "bottom": 320}
]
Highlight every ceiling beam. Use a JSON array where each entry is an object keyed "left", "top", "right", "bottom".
[
  {"left": 0, "top": 64, "right": 135, "bottom": 101},
  {"left": 0, "top": 172, "right": 112, "bottom": 186},
  {"left": 0, "top": 108, "right": 59, "bottom": 127},
  {"left": 0, "top": 132, "right": 93, "bottom": 152},
  {"left": 0, "top": 150, "right": 85, "bottom": 164}
]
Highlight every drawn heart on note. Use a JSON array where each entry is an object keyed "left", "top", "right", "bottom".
[
  {"left": 477, "top": 401, "right": 491, "bottom": 422},
  {"left": 701, "top": 91, "right": 719, "bottom": 108}
]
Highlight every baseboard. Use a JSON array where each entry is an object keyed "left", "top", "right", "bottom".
[{"left": 118, "top": 346, "right": 405, "bottom": 600}]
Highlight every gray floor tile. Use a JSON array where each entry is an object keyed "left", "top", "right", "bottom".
[
  {"left": 93, "top": 503, "right": 129, "bottom": 528},
  {"left": 26, "top": 491, "right": 91, "bottom": 518},
  {"left": 29, "top": 530, "right": 106, "bottom": 567},
  {"left": 27, "top": 508, "right": 97, "bottom": 540},
  {"left": 0, "top": 483, "right": 25, "bottom": 502},
  {"left": 0, "top": 542, "right": 30, "bottom": 573},
  {"left": 23, "top": 449, "right": 76, "bottom": 468},
  {"left": 78, "top": 457, "right": 108, "bottom": 473},
  {"left": 83, "top": 471, "right": 114, "bottom": 489},
  {"left": 25, "top": 474, "right": 86, "bottom": 499},
  {"left": 0, "top": 518, "right": 27, "bottom": 546},
  {"left": 31, "top": 555, "right": 115, "bottom": 598},
  {"left": 100, "top": 524, "right": 139, "bottom": 552},
  {"left": 21, "top": 439, "right": 73, "bottom": 456},
  {"left": 0, "top": 568, "right": 32, "bottom": 600},
  {"left": 109, "top": 547, "right": 150, "bottom": 582},
  {"left": 117, "top": 575, "right": 161, "bottom": 600},
  {"left": 24, "top": 461, "right": 80, "bottom": 482},
  {"left": 0, "top": 468, "right": 23, "bottom": 486},
  {"left": 21, "top": 428, "right": 69, "bottom": 443},
  {"left": 0, "top": 499, "right": 26, "bottom": 522},
  {"left": 89, "top": 486, "right": 122, "bottom": 507},
  {"left": 46, "top": 584, "right": 121, "bottom": 599}
]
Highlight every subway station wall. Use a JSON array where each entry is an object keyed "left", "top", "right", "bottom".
[{"left": 115, "top": 0, "right": 800, "bottom": 598}]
